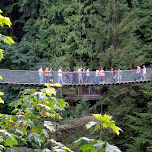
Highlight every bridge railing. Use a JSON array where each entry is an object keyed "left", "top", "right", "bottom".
[{"left": 0, "top": 69, "right": 151, "bottom": 84}]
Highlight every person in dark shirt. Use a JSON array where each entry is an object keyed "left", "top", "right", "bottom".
[
  {"left": 72, "top": 69, "right": 77, "bottom": 84},
  {"left": 111, "top": 68, "right": 116, "bottom": 83}
]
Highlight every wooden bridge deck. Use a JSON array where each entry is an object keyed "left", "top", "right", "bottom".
[{"left": 0, "top": 80, "right": 150, "bottom": 87}]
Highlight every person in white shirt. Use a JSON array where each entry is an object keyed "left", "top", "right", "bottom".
[
  {"left": 117, "top": 68, "right": 122, "bottom": 82},
  {"left": 78, "top": 67, "right": 83, "bottom": 83},
  {"left": 38, "top": 67, "right": 44, "bottom": 83},
  {"left": 95, "top": 69, "right": 99, "bottom": 83},
  {"left": 142, "top": 65, "right": 146, "bottom": 80},
  {"left": 85, "top": 68, "right": 90, "bottom": 83}
]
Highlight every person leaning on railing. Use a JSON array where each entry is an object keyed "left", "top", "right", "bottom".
[
  {"left": 78, "top": 67, "right": 83, "bottom": 84},
  {"left": 136, "top": 65, "right": 141, "bottom": 81},
  {"left": 142, "top": 65, "right": 146, "bottom": 80},
  {"left": 117, "top": 69, "right": 122, "bottom": 82},
  {"left": 95, "top": 69, "right": 100, "bottom": 83},
  {"left": 44, "top": 67, "right": 49, "bottom": 83},
  {"left": 58, "top": 67, "right": 63, "bottom": 84},
  {"left": 111, "top": 68, "right": 116, "bottom": 83},
  {"left": 100, "top": 68, "right": 105, "bottom": 83},
  {"left": 38, "top": 67, "right": 44, "bottom": 83},
  {"left": 65, "top": 69, "right": 70, "bottom": 83},
  {"left": 85, "top": 68, "right": 90, "bottom": 83},
  {"left": 49, "top": 67, "right": 54, "bottom": 83}
]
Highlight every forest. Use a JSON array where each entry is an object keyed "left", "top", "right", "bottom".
[{"left": 0, "top": 0, "right": 152, "bottom": 152}]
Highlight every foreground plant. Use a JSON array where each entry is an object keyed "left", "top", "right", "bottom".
[
  {"left": 0, "top": 84, "right": 68, "bottom": 152},
  {"left": 71, "top": 114, "right": 122, "bottom": 152}
]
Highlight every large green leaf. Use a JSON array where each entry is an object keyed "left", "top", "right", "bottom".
[
  {"left": 92, "top": 114, "right": 112, "bottom": 123},
  {"left": 50, "top": 139, "right": 72, "bottom": 152},
  {"left": 27, "top": 133, "right": 43, "bottom": 147},
  {"left": 105, "top": 143, "right": 121, "bottom": 152},
  {"left": 71, "top": 137, "right": 97, "bottom": 152},
  {"left": 85, "top": 121, "right": 98, "bottom": 129},
  {"left": 43, "top": 121, "right": 55, "bottom": 132},
  {"left": 92, "top": 141, "right": 106, "bottom": 151},
  {"left": 108, "top": 121, "right": 122, "bottom": 136}
]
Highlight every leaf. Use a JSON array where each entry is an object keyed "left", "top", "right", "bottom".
[
  {"left": 27, "top": 133, "right": 43, "bottom": 147},
  {"left": 5, "top": 36, "right": 15, "bottom": 45},
  {"left": 41, "top": 149, "right": 52, "bottom": 152},
  {"left": 0, "top": 15, "right": 12, "bottom": 27},
  {"left": 0, "top": 49, "right": 4, "bottom": 60},
  {"left": 0, "top": 75, "right": 3, "bottom": 80},
  {"left": 0, "top": 97, "right": 4, "bottom": 104},
  {"left": 10, "top": 99, "right": 21, "bottom": 108},
  {"left": 93, "top": 114, "right": 112, "bottom": 123},
  {"left": 50, "top": 139, "right": 72, "bottom": 152},
  {"left": 94, "top": 124, "right": 101, "bottom": 132},
  {"left": 108, "top": 121, "right": 122, "bottom": 136},
  {"left": 0, "top": 145, "right": 5, "bottom": 151},
  {"left": 41, "top": 129, "right": 49, "bottom": 137},
  {"left": 105, "top": 143, "right": 121, "bottom": 152},
  {"left": 0, "top": 92, "right": 4, "bottom": 95},
  {"left": 72, "top": 137, "right": 94, "bottom": 148},
  {"left": 41, "top": 87, "right": 56, "bottom": 96},
  {"left": 44, "top": 121, "right": 55, "bottom": 132},
  {"left": 85, "top": 121, "right": 98, "bottom": 129},
  {"left": 92, "top": 141, "right": 106, "bottom": 151},
  {"left": 71, "top": 137, "right": 97, "bottom": 152}
]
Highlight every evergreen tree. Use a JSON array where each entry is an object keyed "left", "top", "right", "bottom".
[
  {"left": 101, "top": 84, "right": 148, "bottom": 151},
  {"left": 0, "top": 0, "right": 23, "bottom": 41},
  {"left": 88, "top": 0, "right": 145, "bottom": 69},
  {"left": 127, "top": 82, "right": 152, "bottom": 152}
]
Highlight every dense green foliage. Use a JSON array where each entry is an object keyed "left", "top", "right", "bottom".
[
  {"left": 0, "top": 84, "right": 70, "bottom": 151},
  {"left": 0, "top": 0, "right": 152, "bottom": 151},
  {"left": 0, "top": 0, "right": 152, "bottom": 70},
  {"left": 98, "top": 83, "right": 152, "bottom": 152}
]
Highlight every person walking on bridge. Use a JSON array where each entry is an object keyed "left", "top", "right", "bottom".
[
  {"left": 38, "top": 67, "right": 44, "bottom": 83},
  {"left": 58, "top": 67, "right": 63, "bottom": 84},
  {"left": 111, "top": 68, "right": 116, "bottom": 83},
  {"left": 66, "top": 69, "right": 70, "bottom": 83},
  {"left": 44, "top": 67, "right": 49, "bottom": 83},
  {"left": 49, "top": 67, "right": 54, "bottom": 83},
  {"left": 95, "top": 68, "right": 99, "bottom": 83},
  {"left": 142, "top": 65, "right": 146, "bottom": 80},
  {"left": 117, "top": 68, "right": 122, "bottom": 82},
  {"left": 100, "top": 68, "right": 105, "bottom": 83},
  {"left": 85, "top": 68, "right": 90, "bottom": 83},
  {"left": 78, "top": 67, "right": 83, "bottom": 83},
  {"left": 72, "top": 69, "right": 77, "bottom": 84},
  {"left": 136, "top": 65, "right": 141, "bottom": 81}
]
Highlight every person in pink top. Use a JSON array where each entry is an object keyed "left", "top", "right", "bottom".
[
  {"left": 136, "top": 65, "right": 141, "bottom": 81},
  {"left": 66, "top": 69, "right": 70, "bottom": 83}
]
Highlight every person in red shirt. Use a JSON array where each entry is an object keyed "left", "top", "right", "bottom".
[{"left": 66, "top": 69, "right": 70, "bottom": 83}]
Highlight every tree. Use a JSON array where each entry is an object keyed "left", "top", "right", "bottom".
[
  {"left": 0, "top": 9, "right": 14, "bottom": 104},
  {"left": 0, "top": 84, "right": 69, "bottom": 151},
  {"left": 87, "top": 0, "right": 145, "bottom": 69},
  {"left": 127, "top": 82, "right": 152, "bottom": 152}
]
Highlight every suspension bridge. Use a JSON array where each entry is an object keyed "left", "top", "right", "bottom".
[
  {"left": 0, "top": 68, "right": 151, "bottom": 87},
  {"left": 0, "top": 69, "right": 151, "bottom": 100}
]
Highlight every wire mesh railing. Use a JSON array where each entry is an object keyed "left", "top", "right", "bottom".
[{"left": 0, "top": 68, "right": 151, "bottom": 84}]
